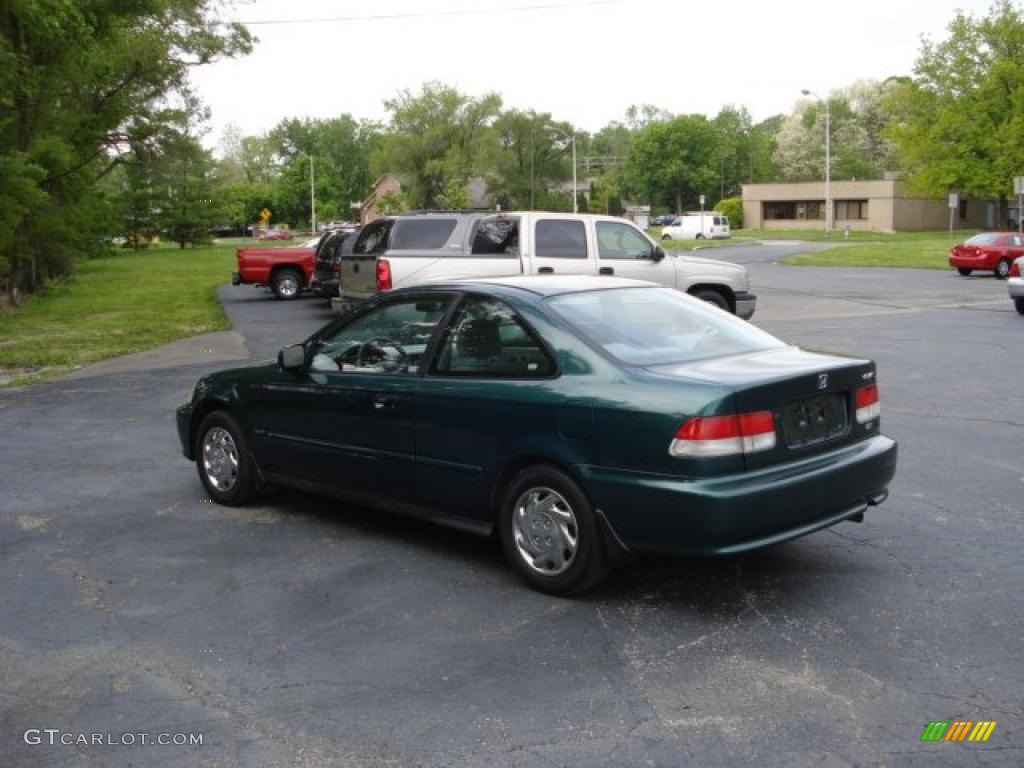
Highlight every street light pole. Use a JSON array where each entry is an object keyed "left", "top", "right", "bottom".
[
  {"left": 571, "top": 132, "right": 577, "bottom": 214},
  {"left": 310, "top": 155, "right": 316, "bottom": 235},
  {"left": 802, "top": 89, "right": 831, "bottom": 234}
]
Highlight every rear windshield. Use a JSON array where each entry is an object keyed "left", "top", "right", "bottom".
[
  {"left": 390, "top": 218, "right": 458, "bottom": 250},
  {"left": 547, "top": 287, "right": 785, "bottom": 366},
  {"left": 965, "top": 234, "right": 1002, "bottom": 245}
]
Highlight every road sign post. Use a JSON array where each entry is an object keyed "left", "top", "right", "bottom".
[{"left": 948, "top": 193, "right": 958, "bottom": 239}]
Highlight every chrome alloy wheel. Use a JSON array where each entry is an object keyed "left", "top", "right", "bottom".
[
  {"left": 202, "top": 427, "right": 239, "bottom": 492},
  {"left": 277, "top": 275, "right": 299, "bottom": 297},
  {"left": 511, "top": 486, "right": 579, "bottom": 576}
]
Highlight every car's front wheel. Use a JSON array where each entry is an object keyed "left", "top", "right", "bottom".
[
  {"left": 499, "top": 465, "right": 610, "bottom": 595},
  {"left": 195, "top": 411, "right": 261, "bottom": 505},
  {"left": 957, "top": 267, "right": 972, "bottom": 276},
  {"left": 661, "top": 233, "right": 672, "bottom": 241},
  {"left": 691, "top": 288, "right": 730, "bottom": 312},
  {"left": 271, "top": 268, "right": 303, "bottom": 299},
  {"left": 1015, "top": 297, "right": 1024, "bottom": 315},
  {"left": 995, "top": 259, "right": 1011, "bottom": 279}
]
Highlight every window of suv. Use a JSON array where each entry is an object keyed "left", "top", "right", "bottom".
[
  {"left": 535, "top": 219, "right": 587, "bottom": 258},
  {"left": 470, "top": 218, "right": 519, "bottom": 256},
  {"left": 596, "top": 221, "right": 654, "bottom": 260},
  {"left": 390, "top": 218, "right": 458, "bottom": 250},
  {"left": 353, "top": 220, "right": 391, "bottom": 254}
]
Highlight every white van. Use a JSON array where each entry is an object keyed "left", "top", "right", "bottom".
[{"left": 661, "top": 213, "right": 731, "bottom": 241}]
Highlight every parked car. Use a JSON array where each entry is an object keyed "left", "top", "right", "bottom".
[
  {"left": 652, "top": 214, "right": 677, "bottom": 227},
  {"left": 232, "top": 241, "right": 317, "bottom": 299},
  {"left": 662, "top": 213, "right": 731, "bottom": 240},
  {"left": 1008, "top": 256, "right": 1024, "bottom": 314},
  {"left": 259, "top": 228, "right": 295, "bottom": 242},
  {"left": 948, "top": 232, "right": 1024, "bottom": 278},
  {"left": 340, "top": 211, "right": 755, "bottom": 318},
  {"left": 310, "top": 226, "right": 360, "bottom": 300},
  {"left": 177, "top": 276, "right": 897, "bottom": 595}
]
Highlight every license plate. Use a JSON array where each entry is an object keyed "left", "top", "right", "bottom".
[{"left": 780, "top": 393, "right": 847, "bottom": 448}]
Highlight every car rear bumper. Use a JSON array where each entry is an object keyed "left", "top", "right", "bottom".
[
  {"left": 734, "top": 291, "right": 756, "bottom": 319},
  {"left": 948, "top": 253, "right": 995, "bottom": 269},
  {"left": 580, "top": 434, "right": 897, "bottom": 556},
  {"left": 1008, "top": 276, "right": 1024, "bottom": 298},
  {"left": 176, "top": 403, "right": 195, "bottom": 460}
]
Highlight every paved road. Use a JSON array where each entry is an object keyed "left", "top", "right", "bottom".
[{"left": 1, "top": 251, "right": 1021, "bottom": 767}]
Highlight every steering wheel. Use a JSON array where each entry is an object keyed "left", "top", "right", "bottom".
[{"left": 355, "top": 337, "right": 409, "bottom": 373}]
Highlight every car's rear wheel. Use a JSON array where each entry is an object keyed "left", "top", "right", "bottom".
[
  {"left": 661, "top": 233, "right": 672, "bottom": 241},
  {"left": 995, "top": 259, "right": 1011, "bottom": 279},
  {"left": 957, "top": 267, "right": 972, "bottom": 276},
  {"left": 195, "top": 411, "right": 261, "bottom": 505},
  {"left": 499, "top": 465, "right": 610, "bottom": 596},
  {"left": 691, "top": 288, "right": 730, "bottom": 312},
  {"left": 695, "top": 233, "right": 705, "bottom": 240},
  {"left": 1015, "top": 297, "right": 1024, "bottom": 315},
  {"left": 271, "top": 268, "right": 303, "bottom": 299}
]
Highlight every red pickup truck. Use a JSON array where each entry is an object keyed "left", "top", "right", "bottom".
[{"left": 232, "top": 239, "right": 318, "bottom": 300}]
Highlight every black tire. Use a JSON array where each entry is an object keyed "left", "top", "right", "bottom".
[
  {"left": 194, "top": 411, "right": 261, "bottom": 506},
  {"left": 691, "top": 288, "right": 730, "bottom": 312},
  {"left": 995, "top": 259, "right": 1011, "bottom": 279},
  {"left": 957, "top": 267, "right": 972, "bottom": 276},
  {"left": 695, "top": 233, "right": 705, "bottom": 240},
  {"left": 271, "top": 268, "right": 303, "bottom": 300},
  {"left": 499, "top": 465, "right": 610, "bottom": 595},
  {"left": 661, "top": 233, "right": 672, "bottom": 241},
  {"left": 1015, "top": 297, "right": 1024, "bottom": 316}
]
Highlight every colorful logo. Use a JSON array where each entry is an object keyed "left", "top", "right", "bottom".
[{"left": 921, "top": 721, "right": 997, "bottom": 742}]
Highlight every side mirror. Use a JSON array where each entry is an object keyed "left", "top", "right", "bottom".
[
  {"left": 278, "top": 343, "right": 306, "bottom": 371},
  {"left": 652, "top": 246, "right": 666, "bottom": 262}
]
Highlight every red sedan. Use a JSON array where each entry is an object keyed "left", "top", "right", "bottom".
[{"left": 949, "top": 232, "right": 1024, "bottom": 278}]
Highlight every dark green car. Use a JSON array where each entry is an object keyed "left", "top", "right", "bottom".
[{"left": 177, "top": 276, "right": 897, "bottom": 595}]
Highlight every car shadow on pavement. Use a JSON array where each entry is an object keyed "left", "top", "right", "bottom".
[{"left": 249, "top": 486, "right": 846, "bottom": 617}]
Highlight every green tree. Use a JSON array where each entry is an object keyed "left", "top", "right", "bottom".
[
  {"left": 622, "top": 115, "right": 721, "bottom": 212},
  {"left": 373, "top": 82, "right": 502, "bottom": 209},
  {"left": 888, "top": 0, "right": 1024, "bottom": 223},
  {"left": 0, "top": 0, "right": 252, "bottom": 302},
  {"left": 490, "top": 109, "right": 575, "bottom": 210}
]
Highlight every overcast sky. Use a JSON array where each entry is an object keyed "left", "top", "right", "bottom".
[{"left": 191, "top": 0, "right": 997, "bottom": 150}]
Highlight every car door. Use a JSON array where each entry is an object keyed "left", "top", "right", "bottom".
[
  {"left": 525, "top": 217, "right": 597, "bottom": 276},
  {"left": 594, "top": 219, "right": 676, "bottom": 286},
  {"left": 414, "top": 295, "right": 560, "bottom": 520},
  {"left": 250, "top": 294, "right": 454, "bottom": 504}
]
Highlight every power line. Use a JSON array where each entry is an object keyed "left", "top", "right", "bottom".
[{"left": 238, "top": 0, "right": 620, "bottom": 26}]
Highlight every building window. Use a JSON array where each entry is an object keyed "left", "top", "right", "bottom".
[
  {"left": 959, "top": 199, "right": 968, "bottom": 220},
  {"left": 763, "top": 201, "right": 824, "bottom": 220},
  {"left": 835, "top": 200, "right": 868, "bottom": 220}
]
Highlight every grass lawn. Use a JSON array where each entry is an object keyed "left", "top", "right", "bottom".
[
  {"left": 780, "top": 236, "right": 971, "bottom": 269},
  {"left": 737, "top": 228, "right": 980, "bottom": 243},
  {"left": 0, "top": 243, "right": 238, "bottom": 385}
]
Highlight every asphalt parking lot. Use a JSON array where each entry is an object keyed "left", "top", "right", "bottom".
[{"left": 1, "top": 244, "right": 1021, "bottom": 767}]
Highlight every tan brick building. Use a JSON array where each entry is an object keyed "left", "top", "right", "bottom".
[{"left": 742, "top": 180, "right": 991, "bottom": 232}]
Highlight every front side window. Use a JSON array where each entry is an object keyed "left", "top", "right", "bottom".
[
  {"left": 535, "top": 219, "right": 587, "bottom": 258},
  {"left": 432, "top": 297, "right": 555, "bottom": 378},
  {"left": 548, "top": 287, "right": 785, "bottom": 367},
  {"left": 596, "top": 221, "right": 654, "bottom": 260},
  {"left": 310, "top": 296, "right": 452, "bottom": 375},
  {"left": 389, "top": 218, "right": 458, "bottom": 250}
]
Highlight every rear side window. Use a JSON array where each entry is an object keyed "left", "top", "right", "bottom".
[
  {"left": 353, "top": 220, "right": 391, "bottom": 254},
  {"left": 390, "top": 218, "right": 458, "bottom": 250},
  {"left": 471, "top": 218, "right": 519, "bottom": 256},
  {"left": 535, "top": 219, "right": 587, "bottom": 258}
]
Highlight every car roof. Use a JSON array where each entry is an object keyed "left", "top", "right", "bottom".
[{"left": 416, "top": 274, "right": 659, "bottom": 298}]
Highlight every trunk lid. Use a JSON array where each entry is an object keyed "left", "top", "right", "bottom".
[{"left": 648, "top": 346, "right": 880, "bottom": 470}]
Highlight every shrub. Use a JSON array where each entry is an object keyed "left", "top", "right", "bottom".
[{"left": 714, "top": 197, "right": 743, "bottom": 228}]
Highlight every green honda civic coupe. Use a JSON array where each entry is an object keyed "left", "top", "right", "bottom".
[{"left": 177, "top": 276, "right": 897, "bottom": 595}]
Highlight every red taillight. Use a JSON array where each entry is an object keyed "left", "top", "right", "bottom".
[
  {"left": 855, "top": 384, "right": 880, "bottom": 424},
  {"left": 376, "top": 258, "right": 392, "bottom": 291},
  {"left": 670, "top": 411, "right": 776, "bottom": 458}
]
